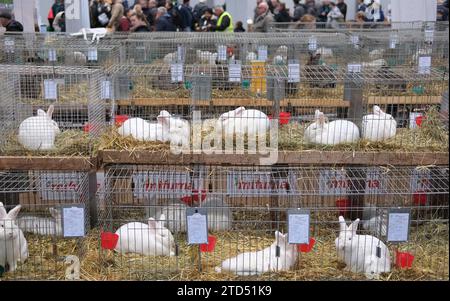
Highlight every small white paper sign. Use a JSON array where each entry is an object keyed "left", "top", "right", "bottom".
[
  {"left": 187, "top": 213, "right": 208, "bottom": 244},
  {"left": 424, "top": 29, "right": 434, "bottom": 43},
  {"left": 4, "top": 38, "right": 15, "bottom": 47},
  {"left": 177, "top": 45, "right": 185, "bottom": 62},
  {"left": 389, "top": 35, "right": 398, "bottom": 49},
  {"left": 418, "top": 56, "right": 431, "bottom": 75},
  {"left": 87, "top": 48, "right": 98, "bottom": 61},
  {"left": 171, "top": 63, "right": 184, "bottom": 82},
  {"left": 308, "top": 36, "right": 317, "bottom": 51},
  {"left": 288, "top": 213, "right": 310, "bottom": 244},
  {"left": 62, "top": 206, "right": 85, "bottom": 237},
  {"left": 48, "top": 49, "right": 57, "bottom": 62},
  {"left": 387, "top": 212, "right": 410, "bottom": 242},
  {"left": 288, "top": 62, "right": 300, "bottom": 83},
  {"left": 101, "top": 80, "right": 112, "bottom": 99},
  {"left": 258, "top": 45, "right": 268, "bottom": 61},
  {"left": 229, "top": 62, "right": 242, "bottom": 82},
  {"left": 348, "top": 63, "right": 362, "bottom": 73},
  {"left": 217, "top": 45, "right": 227, "bottom": 61},
  {"left": 44, "top": 79, "right": 58, "bottom": 99},
  {"left": 350, "top": 35, "right": 359, "bottom": 45}
]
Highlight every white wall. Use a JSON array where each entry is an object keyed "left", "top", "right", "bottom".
[
  {"left": 64, "top": 0, "right": 91, "bottom": 33},
  {"left": 391, "top": 0, "right": 436, "bottom": 26},
  {"left": 35, "top": 0, "right": 54, "bottom": 31},
  {"left": 13, "top": 0, "right": 36, "bottom": 32}
]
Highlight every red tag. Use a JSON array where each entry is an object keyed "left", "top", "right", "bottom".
[
  {"left": 415, "top": 115, "right": 425, "bottom": 127},
  {"left": 83, "top": 123, "right": 92, "bottom": 133}
]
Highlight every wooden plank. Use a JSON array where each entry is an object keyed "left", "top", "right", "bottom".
[
  {"left": 368, "top": 95, "right": 442, "bottom": 105},
  {"left": 0, "top": 156, "right": 96, "bottom": 171},
  {"left": 100, "top": 150, "right": 449, "bottom": 166}
]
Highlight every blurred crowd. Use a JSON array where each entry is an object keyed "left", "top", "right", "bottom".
[{"left": 0, "top": 0, "right": 449, "bottom": 33}]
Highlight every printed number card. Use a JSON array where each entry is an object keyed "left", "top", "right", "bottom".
[
  {"left": 101, "top": 80, "right": 112, "bottom": 99},
  {"left": 88, "top": 48, "right": 98, "bottom": 61},
  {"left": 186, "top": 208, "right": 208, "bottom": 244},
  {"left": 229, "top": 60, "right": 242, "bottom": 82},
  {"left": 348, "top": 63, "right": 362, "bottom": 73},
  {"left": 389, "top": 34, "right": 398, "bottom": 49},
  {"left": 44, "top": 79, "right": 58, "bottom": 99},
  {"left": 387, "top": 209, "right": 411, "bottom": 243},
  {"left": 217, "top": 45, "right": 227, "bottom": 61},
  {"left": 418, "top": 56, "right": 431, "bottom": 75},
  {"left": 308, "top": 36, "right": 317, "bottom": 51},
  {"left": 350, "top": 35, "right": 359, "bottom": 47},
  {"left": 424, "top": 29, "right": 434, "bottom": 44},
  {"left": 171, "top": 63, "right": 184, "bottom": 83},
  {"left": 287, "top": 209, "right": 310, "bottom": 244},
  {"left": 288, "top": 60, "right": 300, "bottom": 83},
  {"left": 48, "top": 49, "right": 57, "bottom": 62},
  {"left": 258, "top": 45, "right": 268, "bottom": 61},
  {"left": 62, "top": 205, "right": 85, "bottom": 238}
]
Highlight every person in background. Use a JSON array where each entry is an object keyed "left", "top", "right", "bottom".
[
  {"left": 357, "top": 0, "right": 367, "bottom": 12},
  {"left": 107, "top": 0, "right": 124, "bottom": 32},
  {"left": 355, "top": 11, "right": 365, "bottom": 23},
  {"left": 317, "top": 0, "right": 331, "bottom": 23},
  {"left": 294, "top": 13, "right": 316, "bottom": 29},
  {"left": 292, "top": 0, "right": 306, "bottom": 22},
  {"left": 305, "top": 0, "right": 318, "bottom": 16},
  {"left": 274, "top": 2, "right": 291, "bottom": 25},
  {"left": 134, "top": 0, "right": 155, "bottom": 26},
  {"left": 195, "top": 8, "right": 216, "bottom": 32},
  {"left": 253, "top": 0, "right": 264, "bottom": 23},
  {"left": 53, "top": 11, "right": 66, "bottom": 32},
  {"left": 253, "top": 1, "right": 274, "bottom": 32},
  {"left": 336, "top": 0, "right": 347, "bottom": 20},
  {"left": 268, "top": 0, "right": 280, "bottom": 14},
  {"left": 155, "top": 6, "right": 177, "bottom": 31},
  {"left": 0, "top": 9, "right": 23, "bottom": 32},
  {"left": 208, "top": 5, "right": 233, "bottom": 32},
  {"left": 437, "top": 0, "right": 449, "bottom": 21},
  {"left": 178, "top": 0, "right": 194, "bottom": 32},
  {"left": 193, "top": 0, "right": 208, "bottom": 24},
  {"left": 130, "top": 9, "right": 150, "bottom": 31},
  {"left": 118, "top": 8, "right": 131, "bottom": 31},
  {"left": 327, "top": 1, "right": 344, "bottom": 28},
  {"left": 165, "top": 0, "right": 182, "bottom": 30},
  {"left": 234, "top": 21, "right": 246, "bottom": 32},
  {"left": 48, "top": 0, "right": 65, "bottom": 31},
  {"left": 365, "top": 0, "right": 384, "bottom": 24},
  {"left": 91, "top": 0, "right": 112, "bottom": 28}
]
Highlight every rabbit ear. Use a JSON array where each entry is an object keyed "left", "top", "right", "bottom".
[
  {"left": 37, "top": 109, "right": 47, "bottom": 117},
  {"left": 158, "top": 214, "right": 166, "bottom": 228},
  {"left": 0, "top": 202, "right": 7, "bottom": 219},
  {"left": 314, "top": 110, "right": 321, "bottom": 119},
  {"left": 148, "top": 218, "right": 158, "bottom": 230},
  {"left": 235, "top": 107, "right": 245, "bottom": 116},
  {"left": 7, "top": 205, "right": 21, "bottom": 220},
  {"left": 349, "top": 218, "right": 360, "bottom": 235},
  {"left": 338, "top": 216, "right": 346, "bottom": 232},
  {"left": 157, "top": 110, "right": 171, "bottom": 126},
  {"left": 49, "top": 208, "right": 61, "bottom": 218},
  {"left": 373, "top": 106, "right": 382, "bottom": 115},
  {"left": 317, "top": 112, "right": 326, "bottom": 126},
  {"left": 47, "top": 105, "right": 55, "bottom": 118}
]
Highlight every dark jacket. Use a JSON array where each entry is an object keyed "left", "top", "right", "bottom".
[
  {"left": 274, "top": 9, "right": 292, "bottom": 23},
  {"left": 156, "top": 13, "right": 177, "bottom": 31},
  {"left": 193, "top": 2, "right": 208, "bottom": 22},
  {"left": 5, "top": 20, "right": 24, "bottom": 32},
  {"left": 178, "top": 3, "right": 194, "bottom": 29},
  {"left": 318, "top": 4, "right": 331, "bottom": 22},
  {"left": 210, "top": 12, "right": 231, "bottom": 32},
  {"left": 133, "top": 24, "right": 150, "bottom": 32},
  {"left": 337, "top": 2, "right": 347, "bottom": 20},
  {"left": 234, "top": 26, "right": 245, "bottom": 32},
  {"left": 292, "top": 3, "right": 306, "bottom": 22}
]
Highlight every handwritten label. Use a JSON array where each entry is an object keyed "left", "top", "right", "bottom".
[
  {"left": 62, "top": 206, "right": 85, "bottom": 238},
  {"left": 101, "top": 80, "right": 112, "bottom": 99},
  {"left": 217, "top": 45, "right": 227, "bottom": 61},
  {"left": 308, "top": 36, "right": 317, "bottom": 51},
  {"left": 410, "top": 168, "right": 431, "bottom": 192},
  {"left": 39, "top": 172, "right": 83, "bottom": 201},
  {"left": 171, "top": 63, "right": 184, "bottom": 82},
  {"left": 418, "top": 56, "right": 431, "bottom": 74},
  {"left": 258, "top": 45, "right": 268, "bottom": 61},
  {"left": 48, "top": 49, "right": 57, "bottom": 62},
  {"left": 288, "top": 210, "right": 310, "bottom": 244},
  {"left": 365, "top": 167, "right": 387, "bottom": 194},
  {"left": 348, "top": 63, "right": 362, "bottom": 73},
  {"left": 288, "top": 60, "right": 300, "bottom": 83},
  {"left": 228, "top": 61, "right": 242, "bottom": 82},
  {"left": 44, "top": 79, "right": 58, "bottom": 100},
  {"left": 227, "top": 170, "right": 296, "bottom": 196},
  {"left": 319, "top": 169, "right": 349, "bottom": 195},
  {"left": 87, "top": 48, "right": 98, "bottom": 61},
  {"left": 387, "top": 210, "right": 410, "bottom": 242},
  {"left": 186, "top": 211, "right": 208, "bottom": 244}
]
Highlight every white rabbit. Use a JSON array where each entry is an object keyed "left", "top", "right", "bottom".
[
  {"left": 153, "top": 196, "right": 233, "bottom": 232},
  {"left": 304, "top": 110, "right": 360, "bottom": 145},
  {"left": 18, "top": 105, "right": 60, "bottom": 151},
  {"left": 163, "top": 52, "right": 177, "bottom": 64},
  {"left": 246, "top": 52, "right": 258, "bottom": 62},
  {"left": 362, "top": 105, "right": 397, "bottom": 142},
  {"left": 215, "top": 231, "right": 297, "bottom": 276},
  {"left": 316, "top": 47, "right": 333, "bottom": 58},
  {"left": 272, "top": 55, "right": 285, "bottom": 65},
  {"left": 196, "top": 50, "right": 217, "bottom": 65},
  {"left": 66, "top": 51, "right": 87, "bottom": 65},
  {"left": 335, "top": 216, "right": 391, "bottom": 279},
  {"left": 0, "top": 203, "right": 28, "bottom": 272},
  {"left": 17, "top": 208, "right": 62, "bottom": 236},
  {"left": 117, "top": 115, "right": 170, "bottom": 142},
  {"left": 369, "top": 48, "right": 384, "bottom": 59},
  {"left": 216, "top": 107, "right": 270, "bottom": 138},
  {"left": 157, "top": 110, "right": 190, "bottom": 147},
  {"left": 114, "top": 214, "right": 176, "bottom": 256}
]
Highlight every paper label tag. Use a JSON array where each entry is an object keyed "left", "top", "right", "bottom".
[
  {"left": 389, "top": 35, "right": 398, "bottom": 49},
  {"left": 350, "top": 35, "right": 359, "bottom": 45},
  {"left": 177, "top": 45, "right": 185, "bottom": 62},
  {"left": 48, "top": 49, "right": 57, "bottom": 62},
  {"left": 319, "top": 169, "right": 349, "bottom": 195},
  {"left": 308, "top": 36, "right": 317, "bottom": 51},
  {"left": 418, "top": 56, "right": 431, "bottom": 74},
  {"left": 228, "top": 61, "right": 242, "bottom": 82},
  {"left": 287, "top": 210, "right": 310, "bottom": 244},
  {"left": 258, "top": 45, "right": 268, "bottom": 61},
  {"left": 424, "top": 29, "right": 434, "bottom": 43},
  {"left": 288, "top": 61, "right": 300, "bottom": 83},
  {"left": 87, "top": 48, "right": 98, "bottom": 61},
  {"left": 4, "top": 38, "right": 14, "bottom": 52},
  {"left": 101, "top": 80, "right": 112, "bottom": 99},
  {"left": 62, "top": 205, "right": 85, "bottom": 238},
  {"left": 217, "top": 45, "right": 227, "bottom": 61},
  {"left": 348, "top": 63, "right": 362, "bottom": 73},
  {"left": 186, "top": 210, "right": 208, "bottom": 244},
  {"left": 387, "top": 210, "right": 410, "bottom": 242},
  {"left": 171, "top": 63, "right": 184, "bottom": 82},
  {"left": 44, "top": 79, "right": 58, "bottom": 99}
]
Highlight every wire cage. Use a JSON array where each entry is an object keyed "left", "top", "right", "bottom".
[
  {"left": 0, "top": 65, "right": 107, "bottom": 156},
  {"left": 95, "top": 164, "right": 448, "bottom": 280},
  {"left": 0, "top": 170, "right": 91, "bottom": 280},
  {"left": 0, "top": 33, "right": 121, "bottom": 68}
]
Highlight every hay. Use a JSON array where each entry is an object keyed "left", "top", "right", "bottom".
[
  {"left": 1, "top": 129, "right": 91, "bottom": 157},
  {"left": 19, "top": 82, "right": 89, "bottom": 105},
  {"left": 3, "top": 220, "right": 447, "bottom": 280}
]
